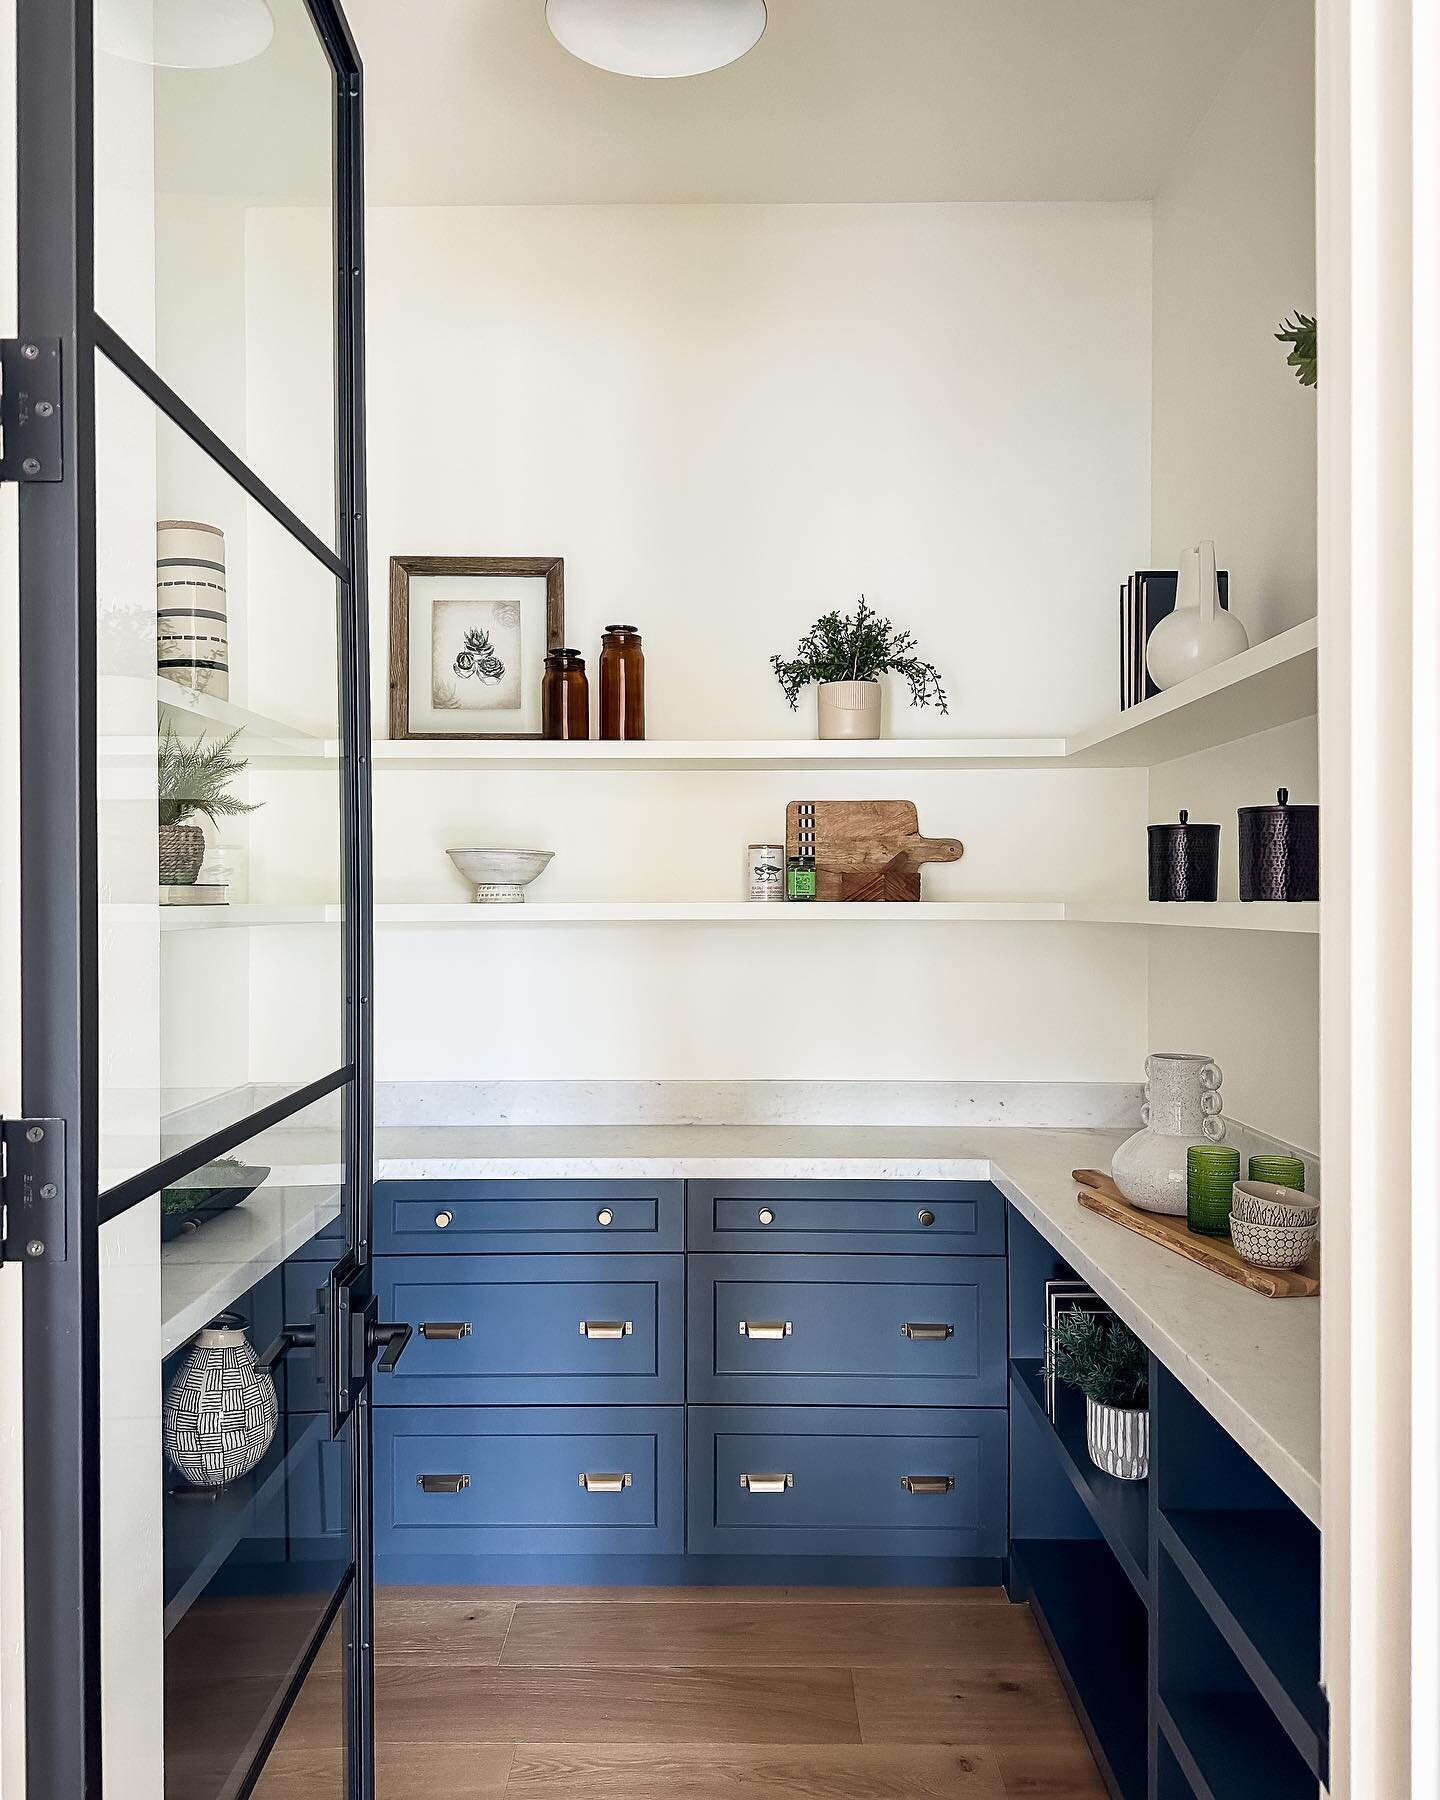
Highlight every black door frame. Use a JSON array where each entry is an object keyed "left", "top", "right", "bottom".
[{"left": 13, "top": 0, "right": 373, "bottom": 1794}]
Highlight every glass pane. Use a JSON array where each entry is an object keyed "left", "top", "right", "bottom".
[
  {"left": 99, "top": 1094, "right": 354, "bottom": 1800},
  {"left": 249, "top": 1600, "right": 350, "bottom": 1800},
  {"left": 95, "top": 352, "right": 346, "bottom": 1195},
  {"left": 94, "top": 0, "right": 338, "bottom": 544}
]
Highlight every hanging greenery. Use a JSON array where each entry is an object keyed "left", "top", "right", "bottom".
[
  {"left": 1275, "top": 312, "right": 1317, "bottom": 388},
  {"left": 770, "top": 596, "right": 948, "bottom": 712}
]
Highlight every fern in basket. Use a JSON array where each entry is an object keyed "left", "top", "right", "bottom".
[
  {"left": 157, "top": 724, "right": 260, "bottom": 830},
  {"left": 770, "top": 596, "right": 948, "bottom": 712}
]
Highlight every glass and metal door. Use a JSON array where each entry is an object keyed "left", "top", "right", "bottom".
[{"left": 10, "top": 1, "right": 389, "bottom": 1795}]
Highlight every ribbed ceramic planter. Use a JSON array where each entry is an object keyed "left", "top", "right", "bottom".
[
  {"left": 163, "top": 1312, "right": 278, "bottom": 1488},
  {"left": 1086, "top": 1397, "right": 1150, "bottom": 1481},
  {"left": 159, "top": 822, "right": 206, "bottom": 886},
  {"left": 816, "top": 680, "right": 881, "bottom": 739}
]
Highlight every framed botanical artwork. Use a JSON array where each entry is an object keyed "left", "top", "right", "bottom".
[{"left": 388, "top": 555, "right": 564, "bottom": 739}]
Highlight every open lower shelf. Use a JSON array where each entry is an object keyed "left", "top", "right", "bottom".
[
  {"left": 1010, "top": 1359, "right": 1149, "bottom": 1599},
  {"left": 1013, "top": 1539, "right": 1149, "bottom": 1800},
  {"left": 371, "top": 900, "right": 1318, "bottom": 932},
  {"left": 1159, "top": 1510, "right": 1323, "bottom": 1775},
  {"left": 160, "top": 1181, "right": 343, "bottom": 1357},
  {"left": 1158, "top": 1693, "right": 1317, "bottom": 1800},
  {"left": 369, "top": 620, "right": 1316, "bottom": 772}
]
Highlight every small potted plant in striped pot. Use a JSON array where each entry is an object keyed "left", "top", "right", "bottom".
[
  {"left": 157, "top": 723, "right": 259, "bottom": 887},
  {"left": 1046, "top": 1308, "right": 1150, "bottom": 1481}
]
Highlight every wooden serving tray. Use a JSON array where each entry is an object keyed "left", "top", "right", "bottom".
[{"left": 1073, "top": 1169, "right": 1320, "bottom": 1299}]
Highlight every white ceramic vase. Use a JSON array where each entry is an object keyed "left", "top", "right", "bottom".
[
  {"left": 1086, "top": 1398, "right": 1150, "bottom": 1481},
  {"left": 816, "top": 679, "right": 881, "bottom": 739},
  {"left": 157, "top": 519, "right": 230, "bottom": 698},
  {"left": 1110, "top": 1051, "right": 1226, "bottom": 1216},
  {"left": 1146, "top": 540, "right": 1250, "bottom": 691},
  {"left": 164, "top": 1312, "right": 278, "bottom": 1488}
]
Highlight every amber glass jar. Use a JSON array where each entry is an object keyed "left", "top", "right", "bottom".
[
  {"left": 598, "top": 625, "right": 645, "bottom": 740},
  {"left": 542, "top": 647, "right": 589, "bottom": 740}
]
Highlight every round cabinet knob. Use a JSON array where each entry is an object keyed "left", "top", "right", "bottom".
[
  {"left": 917, "top": 1209, "right": 936, "bottom": 1228},
  {"left": 434, "top": 1210, "right": 454, "bottom": 1230},
  {"left": 597, "top": 1208, "right": 614, "bottom": 1227},
  {"left": 758, "top": 1207, "right": 775, "bottom": 1226}
]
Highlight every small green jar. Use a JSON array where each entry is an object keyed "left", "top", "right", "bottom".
[
  {"left": 1248, "top": 1154, "right": 1306, "bottom": 1190},
  {"left": 1187, "top": 1145, "right": 1241, "bottom": 1237}
]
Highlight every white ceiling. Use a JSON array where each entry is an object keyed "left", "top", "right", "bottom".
[{"left": 345, "top": 0, "right": 1269, "bottom": 206}]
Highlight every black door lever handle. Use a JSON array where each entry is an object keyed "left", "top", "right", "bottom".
[
  {"left": 368, "top": 1320, "right": 413, "bottom": 1373},
  {"left": 258, "top": 1321, "right": 317, "bottom": 1373}
]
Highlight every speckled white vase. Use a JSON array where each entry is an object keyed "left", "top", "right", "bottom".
[{"left": 1110, "top": 1052, "right": 1226, "bottom": 1216}]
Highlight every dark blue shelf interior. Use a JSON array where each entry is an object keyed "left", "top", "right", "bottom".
[
  {"left": 1160, "top": 1507, "right": 1322, "bottom": 1771},
  {"left": 1014, "top": 1538, "right": 1148, "bottom": 1800},
  {"left": 1011, "top": 1357, "right": 1149, "bottom": 1598},
  {"left": 1159, "top": 1692, "right": 1315, "bottom": 1800}
]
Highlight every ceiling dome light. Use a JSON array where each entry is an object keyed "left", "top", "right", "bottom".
[
  {"left": 99, "top": 0, "right": 275, "bottom": 69},
  {"left": 546, "top": 0, "right": 767, "bottom": 79}
]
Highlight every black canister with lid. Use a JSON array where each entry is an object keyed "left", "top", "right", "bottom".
[
  {"left": 1148, "top": 809, "right": 1220, "bottom": 901},
  {"left": 1238, "top": 788, "right": 1319, "bottom": 901}
]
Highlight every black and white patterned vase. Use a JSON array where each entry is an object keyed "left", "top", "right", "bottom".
[
  {"left": 164, "top": 1312, "right": 278, "bottom": 1489},
  {"left": 157, "top": 519, "right": 230, "bottom": 698}
]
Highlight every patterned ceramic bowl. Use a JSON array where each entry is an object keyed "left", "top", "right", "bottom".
[
  {"left": 1231, "top": 1180, "right": 1320, "bottom": 1228},
  {"left": 1230, "top": 1214, "right": 1319, "bottom": 1271}
]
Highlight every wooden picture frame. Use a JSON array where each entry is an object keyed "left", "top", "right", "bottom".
[{"left": 388, "top": 555, "right": 565, "bottom": 740}]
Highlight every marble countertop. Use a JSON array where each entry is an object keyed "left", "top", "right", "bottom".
[{"left": 374, "top": 1123, "right": 1322, "bottom": 1524}]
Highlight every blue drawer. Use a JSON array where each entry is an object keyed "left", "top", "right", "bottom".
[
  {"left": 375, "top": 1405, "right": 684, "bottom": 1556},
  {"left": 687, "top": 1179, "right": 1006, "bottom": 1253},
  {"left": 375, "top": 1179, "right": 683, "bottom": 1254},
  {"left": 688, "top": 1253, "right": 1007, "bottom": 1406},
  {"left": 687, "top": 1405, "right": 1007, "bottom": 1558},
  {"left": 373, "top": 1254, "right": 683, "bottom": 1404}
]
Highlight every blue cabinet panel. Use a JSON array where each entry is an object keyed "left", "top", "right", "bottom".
[
  {"left": 375, "top": 1405, "right": 684, "bottom": 1556},
  {"left": 688, "top": 1252, "right": 1007, "bottom": 1406},
  {"left": 687, "top": 1179, "right": 1006, "bottom": 1253},
  {"left": 375, "top": 1179, "right": 683, "bottom": 1254},
  {"left": 687, "top": 1404, "right": 1007, "bottom": 1558},
  {"left": 373, "top": 1253, "right": 684, "bottom": 1404}
]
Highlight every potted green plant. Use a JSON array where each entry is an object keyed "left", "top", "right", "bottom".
[
  {"left": 1046, "top": 1308, "right": 1150, "bottom": 1480},
  {"left": 157, "top": 723, "right": 259, "bottom": 886},
  {"left": 1275, "top": 312, "right": 1317, "bottom": 387},
  {"left": 770, "top": 596, "right": 948, "bottom": 740}
]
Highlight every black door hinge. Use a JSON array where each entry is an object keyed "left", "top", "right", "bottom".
[
  {"left": 0, "top": 338, "right": 63, "bottom": 483},
  {"left": 0, "top": 1117, "right": 67, "bottom": 1265}
]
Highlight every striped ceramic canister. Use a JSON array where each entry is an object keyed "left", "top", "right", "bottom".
[{"left": 157, "top": 519, "right": 229, "bottom": 697}]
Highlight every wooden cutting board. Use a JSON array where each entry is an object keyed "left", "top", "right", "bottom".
[
  {"left": 1073, "top": 1169, "right": 1321, "bottom": 1299},
  {"left": 784, "top": 800, "right": 964, "bottom": 902}
]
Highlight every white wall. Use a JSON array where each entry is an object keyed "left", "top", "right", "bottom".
[
  {"left": 1150, "top": 0, "right": 1318, "bottom": 643},
  {"left": 354, "top": 201, "right": 1156, "bottom": 1086}
]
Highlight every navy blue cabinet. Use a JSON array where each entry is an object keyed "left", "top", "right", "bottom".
[
  {"left": 687, "top": 1404, "right": 1008, "bottom": 1558},
  {"left": 688, "top": 1252, "right": 1007, "bottom": 1406},
  {"left": 376, "top": 1178, "right": 683, "bottom": 1253},
  {"left": 373, "top": 1253, "right": 684, "bottom": 1404}
]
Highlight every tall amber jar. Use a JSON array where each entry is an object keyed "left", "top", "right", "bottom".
[
  {"left": 541, "top": 647, "right": 589, "bottom": 740},
  {"left": 598, "top": 625, "right": 645, "bottom": 740}
]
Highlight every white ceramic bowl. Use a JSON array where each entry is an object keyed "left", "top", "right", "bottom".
[
  {"left": 1230, "top": 1214, "right": 1319, "bottom": 1271},
  {"left": 446, "top": 848, "right": 554, "bottom": 904},
  {"left": 1231, "top": 1180, "right": 1319, "bottom": 1228}
]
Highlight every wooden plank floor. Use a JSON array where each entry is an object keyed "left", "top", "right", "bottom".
[{"left": 257, "top": 1586, "right": 1108, "bottom": 1799}]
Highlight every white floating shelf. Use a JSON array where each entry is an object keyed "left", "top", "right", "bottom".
[
  {"left": 375, "top": 900, "right": 1318, "bottom": 933},
  {"left": 155, "top": 678, "right": 340, "bottom": 763},
  {"left": 102, "top": 903, "right": 343, "bottom": 930},
  {"left": 368, "top": 620, "right": 1316, "bottom": 774}
]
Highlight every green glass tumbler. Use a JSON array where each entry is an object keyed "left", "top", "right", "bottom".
[
  {"left": 1248, "top": 1154, "right": 1306, "bottom": 1190},
  {"left": 1188, "top": 1145, "right": 1241, "bottom": 1237}
]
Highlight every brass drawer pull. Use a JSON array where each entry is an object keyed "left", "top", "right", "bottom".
[
  {"left": 901, "top": 1475, "right": 955, "bottom": 1496},
  {"left": 917, "top": 1208, "right": 936, "bottom": 1227},
  {"left": 596, "top": 1207, "right": 615, "bottom": 1226},
  {"left": 579, "top": 1319, "right": 633, "bottom": 1339},
  {"left": 579, "top": 1471, "right": 632, "bottom": 1493},
  {"left": 739, "top": 1472, "right": 793, "bottom": 1494},
  {"left": 419, "top": 1321, "right": 471, "bottom": 1340},
  {"left": 434, "top": 1210, "right": 454, "bottom": 1229},
  {"left": 417, "top": 1473, "right": 470, "bottom": 1495},
  {"left": 738, "top": 1320, "right": 792, "bottom": 1339},
  {"left": 901, "top": 1322, "right": 954, "bottom": 1341},
  {"left": 758, "top": 1206, "right": 775, "bottom": 1225}
]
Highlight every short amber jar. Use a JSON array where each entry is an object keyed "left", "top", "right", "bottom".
[
  {"left": 598, "top": 625, "right": 645, "bottom": 740},
  {"left": 542, "top": 647, "right": 589, "bottom": 740}
]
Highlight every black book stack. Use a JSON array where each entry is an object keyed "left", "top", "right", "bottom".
[{"left": 1119, "top": 569, "right": 1231, "bottom": 709}]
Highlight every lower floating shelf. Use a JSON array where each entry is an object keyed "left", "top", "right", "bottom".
[
  {"left": 1158, "top": 1692, "right": 1317, "bottom": 1800},
  {"left": 1012, "top": 1538, "right": 1149, "bottom": 1800}
]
